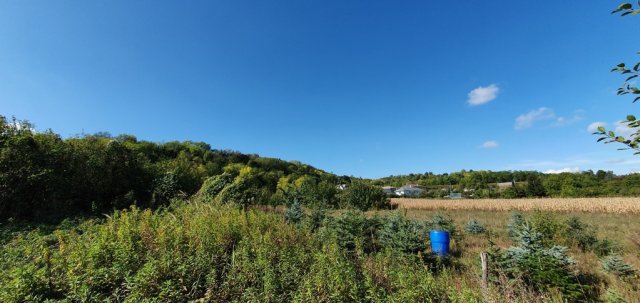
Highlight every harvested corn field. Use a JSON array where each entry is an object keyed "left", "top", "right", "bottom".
[{"left": 392, "top": 197, "right": 640, "bottom": 213}]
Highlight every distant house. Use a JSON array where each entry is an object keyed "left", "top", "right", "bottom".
[
  {"left": 496, "top": 181, "right": 515, "bottom": 190},
  {"left": 336, "top": 184, "right": 348, "bottom": 190},
  {"left": 404, "top": 183, "right": 424, "bottom": 189},
  {"left": 448, "top": 192, "right": 463, "bottom": 199},
  {"left": 382, "top": 186, "right": 396, "bottom": 195},
  {"left": 394, "top": 186, "right": 424, "bottom": 197}
]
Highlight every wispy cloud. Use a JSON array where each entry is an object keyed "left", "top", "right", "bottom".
[
  {"left": 479, "top": 140, "right": 498, "bottom": 149},
  {"left": 515, "top": 107, "right": 583, "bottom": 130},
  {"left": 544, "top": 167, "right": 581, "bottom": 174},
  {"left": 467, "top": 84, "right": 499, "bottom": 106},
  {"left": 506, "top": 153, "right": 640, "bottom": 175},
  {"left": 587, "top": 121, "right": 607, "bottom": 133},
  {"left": 514, "top": 107, "right": 555, "bottom": 130},
  {"left": 551, "top": 110, "right": 584, "bottom": 127}
]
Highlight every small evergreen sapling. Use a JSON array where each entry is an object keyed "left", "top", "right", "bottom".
[
  {"left": 285, "top": 199, "right": 304, "bottom": 224},
  {"left": 602, "top": 255, "right": 637, "bottom": 278},
  {"left": 425, "top": 213, "right": 460, "bottom": 240},
  {"left": 378, "top": 213, "right": 426, "bottom": 254},
  {"left": 492, "top": 223, "right": 585, "bottom": 301},
  {"left": 464, "top": 218, "right": 486, "bottom": 235},
  {"left": 507, "top": 212, "right": 525, "bottom": 241}
]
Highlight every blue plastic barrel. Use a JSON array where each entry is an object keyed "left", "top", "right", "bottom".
[{"left": 430, "top": 230, "right": 450, "bottom": 256}]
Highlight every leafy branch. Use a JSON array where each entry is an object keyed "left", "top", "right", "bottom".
[
  {"left": 611, "top": 60, "right": 640, "bottom": 102},
  {"left": 594, "top": 3, "right": 640, "bottom": 153},
  {"left": 593, "top": 115, "right": 640, "bottom": 154},
  {"left": 611, "top": 2, "right": 640, "bottom": 16}
]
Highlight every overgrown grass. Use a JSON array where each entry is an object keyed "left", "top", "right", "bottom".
[
  {"left": 0, "top": 200, "right": 480, "bottom": 302},
  {"left": 2, "top": 199, "right": 639, "bottom": 302}
]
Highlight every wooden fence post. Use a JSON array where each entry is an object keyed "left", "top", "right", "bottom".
[{"left": 480, "top": 252, "right": 488, "bottom": 290}]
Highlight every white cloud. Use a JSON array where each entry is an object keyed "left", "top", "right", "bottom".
[
  {"left": 480, "top": 140, "right": 498, "bottom": 148},
  {"left": 514, "top": 107, "right": 555, "bottom": 130},
  {"left": 467, "top": 84, "right": 499, "bottom": 106},
  {"left": 507, "top": 153, "right": 640, "bottom": 175},
  {"left": 587, "top": 121, "right": 607, "bottom": 133},
  {"left": 544, "top": 167, "right": 581, "bottom": 174}
]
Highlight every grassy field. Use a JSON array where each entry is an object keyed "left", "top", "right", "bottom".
[{"left": 392, "top": 197, "right": 640, "bottom": 213}]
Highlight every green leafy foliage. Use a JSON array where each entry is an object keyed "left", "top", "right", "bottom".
[
  {"left": 0, "top": 199, "right": 486, "bottom": 302},
  {"left": 595, "top": 3, "right": 640, "bottom": 153},
  {"left": 339, "top": 181, "right": 390, "bottom": 211},
  {"left": 197, "top": 172, "right": 234, "bottom": 200},
  {"left": 0, "top": 116, "right": 345, "bottom": 222}
]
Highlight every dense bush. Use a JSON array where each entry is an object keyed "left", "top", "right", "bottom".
[
  {"left": 324, "top": 211, "right": 381, "bottom": 253},
  {"left": 339, "top": 181, "right": 390, "bottom": 211},
  {"left": 377, "top": 213, "right": 427, "bottom": 254},
  {"left": 197, "top": 172, "right": 234, "bottom": 200}
]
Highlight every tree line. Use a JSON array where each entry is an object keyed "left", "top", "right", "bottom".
[
  {"left": 0, "top": 116, "right": 374, "bottom": 222},
  {"left": 3, "top": 115, "right": 640, "bottom": 222},
  {"left": 373, "top": 169, "right": 640, "bottom": 198}
]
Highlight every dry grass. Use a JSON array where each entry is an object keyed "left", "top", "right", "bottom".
[{"left": 392, "top": 197, "right": 640, "bottom": 214}]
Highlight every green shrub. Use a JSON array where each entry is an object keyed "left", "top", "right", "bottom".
[
  {"left": 564, "top": 216, "right": 620, "bottom": 257},
  {"left": 593, "top": 239, "right": 620, "bottom": 257},
  {"left": 529, "top": 211, "right": 563, "bottom": 247},
  {"left": 425, "top": 213, "right": 460, "bottom": 241},
  {"left": 306, "top": 206, "right": 327, "bottom": 231},
  {"left": 565, "top": 216, "right": 598, "bottom": 252},
  {"left": 324, "top": 211, "right": 381, "bottom": 253},
  {"left": 339, "top": 181, "right": 390, "bottom": 211},
  {"left": 378, "top": 213, "right": 426, "bottom": 254},
  {"left": 215, "top": 176, "right": 256, "bottom": 207},
  {"left": 197, "top": 172, "right": 234, "bottom": 200}
]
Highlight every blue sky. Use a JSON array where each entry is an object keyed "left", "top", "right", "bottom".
[{"left": 1, "top": 1, "right": 639, "bottom": 178}]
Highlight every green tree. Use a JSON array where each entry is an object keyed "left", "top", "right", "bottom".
[{"left": 525, "top": 174, "right": 546, "bottom": 197}]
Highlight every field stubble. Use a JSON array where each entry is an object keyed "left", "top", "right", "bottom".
[{"left": 392, "top": 197, "right": 640, "bottom": 214}]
